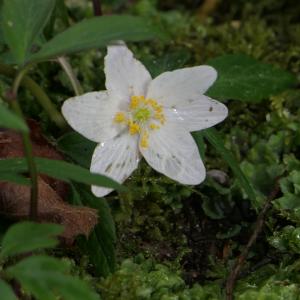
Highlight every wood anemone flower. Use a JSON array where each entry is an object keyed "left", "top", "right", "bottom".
[{"left": 62, "top": 44, "right": 228, "bottom": 197}]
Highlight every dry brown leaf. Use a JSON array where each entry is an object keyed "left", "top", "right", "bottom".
[
  {"left": 0, "top": 120, "right": 98, "bottom": 243},
  {"left": 0, "top": 179, "right": 98, "bottom": 243}
]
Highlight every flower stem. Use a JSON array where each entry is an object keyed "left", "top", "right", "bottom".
[
  {"left": 11, "top": 101, "right": 39, "bottom": 220},
  {"left": 12, "top": 65, "right": 32, "bottom": 95},
  {"left": 57, "top": 56, "right": 83, "bottom": 96},
  {"left": 8, "top": 67, "right": 39, "bottom": 221},
  {"left": 0, "top": 63, "right": 67, "bottom": 129}
]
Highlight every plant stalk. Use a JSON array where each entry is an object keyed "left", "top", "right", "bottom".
[
  {"left": 8, "top": 67, "right": 39, "bottom": 220},
  {"left": 57, "top": 56, "right": 83, "bottom": 96},
  {"left": 10, "top": 100, "right": 39, "bottom": 220},
  {"left": 0, "top": 63, "right": 67, "bottom": 129}
]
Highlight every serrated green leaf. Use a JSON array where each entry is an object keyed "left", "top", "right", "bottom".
[
  {"left": 72, "top": 185, "right": 116, "bottom": 276},
  {"left": 29, "top": 15, "right": 162, "bottom": 62},
  {"left": 0, "top": 102, "right": 28, "bottom": 132},
  {"left": 0, "top": 157, "right": 126, "bottom": 192},
  {"left": 203, "top": 128, "right": 257, "bottom": 203},
  {"left": 1, "top": 0, "right": 56, "bottom": 64},
  {"left": 7, "top": 255, "right": 100, "bottom": 300},
  {"left": 57, "top": 132, "right": 96, "bottom": 168},
  {"left": 0, "top": 279, "right": 18, "bottom": 300},
  {"left": 207, "top": 54, "right": 297, "bottom": 102},
  {"left": 0, "top": 222, "right": 63, "bottom": 259}
]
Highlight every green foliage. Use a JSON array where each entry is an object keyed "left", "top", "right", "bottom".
[
  {"left": 269, "top": 226, "right": 300, "bottom": 253},
  {"left": 72, "top": 185, "right": 117, "bottom": 277},
  {"left": 235, "top": 260, "right": 300, "bottom": 300},
  {"left": 57, "top": 132, "right": 96, "bottom": 169},
  {"left": 0, "top": 172, "right": 29, "bottom": 185},
  {"left": 99, "top": 256, "right": 222, "bottom": 300},
  {"left": 0, "top": 279, "right": 18, "bottom": 300},
  {"left": 1, "top": 0, "right": 56, "bottom": 64},
  {"left": 142, "top": 49, "right": 191, "bottom": 77},
  {"left": 206, "top": 54, "right": 297, "bottom": 103},
  {"left": 0, "top": 222, "right": 63, "bottom": 259},
  {"left": 0, "top": 101, "right": 28, "bottom": 132},
  {"left": 7, "top": 256, "right": 100, "bottom": 300},
  {"left": 0, "top": 222, "right": 100, "bottom": 300},
  {"left": 236, "top": 284, "right": 300, "bottom": 300},
  {"left": 100, "top": 255, "right": 300, "bottom": 300},
  {"left": 30, "top": 15, "right": 163, "bottom": 62},
  {"left": 203, "top": 128, "right": 256, "bottom": 204},
  {"left": 0, "top": 157, "right": 125, "bottom": 191},
  {"left": 273, "top": 155, "right": 300, "bottom": 223}
]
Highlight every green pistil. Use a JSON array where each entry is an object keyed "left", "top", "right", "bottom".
[{"left": 134, "top": 107, "right": 151, "bottom": 122}]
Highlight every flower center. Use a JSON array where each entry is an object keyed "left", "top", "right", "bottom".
[
  {"left": 113, "top": 95, "right": 165, "bottom": 149},
  {"left": 133, "top": 107, "right": 151, "bottom": 123}
]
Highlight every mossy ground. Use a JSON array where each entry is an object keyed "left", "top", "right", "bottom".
[
  {"left": 98, "top": 1, "right": 300, "bottom": 298},
  {"left": 2, "top": 0, "right": 300, "bottom": 299}
]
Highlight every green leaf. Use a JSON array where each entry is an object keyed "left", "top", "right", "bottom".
[
  {"left": 0, "top": 222, "right": 63, "bottom": 259},
  {"left": 0, "top": 172, "right": 30, "bottom": 185},
  {"left": 1, "top": 0, "right": 56, "bottom": 64},
  {"left": 207, "top": 54, "right": 297, "bottom": 102},
  {"left": 203, "top": 128, "right": 257, "bottom": 203},
  {"left": 274, "top": 194, "right": 300, "bottom": 210},
  {"left": 57, "top": 132, "right": 96, "bottom": 168},
  {"left": 7, "top": 255, "right": 100, "bottom": 300},
  {"left": 0, "top": 279, "right": 18, "bottom": 300},
  {"left": 216, "top": 224, "right": 241, "bottom": 239},
  {"left": 142, "top": 49, "right": 191, "bottom": 77},
  {"left": 72, "top": 185, "right": 116, "bottom": 276},
  {"left": 192, "top": 131, "right": 206, "bottom": 161},
  {"left": 0, "top": 157, "right": 126, "bottom": 192},
  {"left": 0, "top": 102, "right": 28, "bottom": 132},
  {"left": 29, "top": 15, "right": 162, "bottom": 62}
]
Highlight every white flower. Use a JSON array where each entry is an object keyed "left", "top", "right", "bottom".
[{"left": 62, "top": 44, "right": 228, "bottom": 197}]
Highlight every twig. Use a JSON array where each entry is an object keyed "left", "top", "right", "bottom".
[
  {"left": 92, "top": 0, "right": 102, "bottom": 16},
  {"left": 225, "top": 181, "right": 281, "bottom": 300}
]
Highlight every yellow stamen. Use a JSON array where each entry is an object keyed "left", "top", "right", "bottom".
[
  {"left": 114, "top": 96, "right": 165, "bottom": 144},
  {"left": 154, "top": 112, "right": 165, "bottom": 124},
  {"left": 140, "top": 131, "right": 149, "bottom": 148},
  {"left": 130, "top": 96, "right": 140, "bottom": 109},
  {"left": 154, "top": 106, "right": 162, "bottom": 113},
  {"left": 114, "top": 112, "right": 126, "bottom": 123},
  {"left": 147, "top": 99, "right": 157, "bottom": 106},
  {"left": 149, "top": 123, "right": 160, "bottom": 130},
  {"left": 128, "top": 121, "right": 140, "bottom": 135}
]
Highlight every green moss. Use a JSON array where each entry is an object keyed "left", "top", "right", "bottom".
[
  {"left": 112, "top": 162, "right": 190, "bottom": 263},
  {"left": 99, "top": 256, "right": 222, "bottom": 300}
]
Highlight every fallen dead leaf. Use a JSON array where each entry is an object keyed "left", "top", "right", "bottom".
[{"left": 0, "top": 120, "right": 98, "bottom": 243}]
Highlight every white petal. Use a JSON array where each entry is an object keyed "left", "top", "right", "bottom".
[
  {"left": 146, "top": 66, "right": 217, "bottom": 106},
  {"left": 140, "top": 124, "right": 205, "bottom": 185},
  {"left": 105, "top": 44, "right": 152, "bottom": 99},
  {"left": 164, "top": 95, "right": 228, "bottom": 132},
  {"left": 62, "top": 91, "right": 121, "bottom": 143},
  {"left": 91, "top": 133, "right": 140, "bottom": 197}
]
